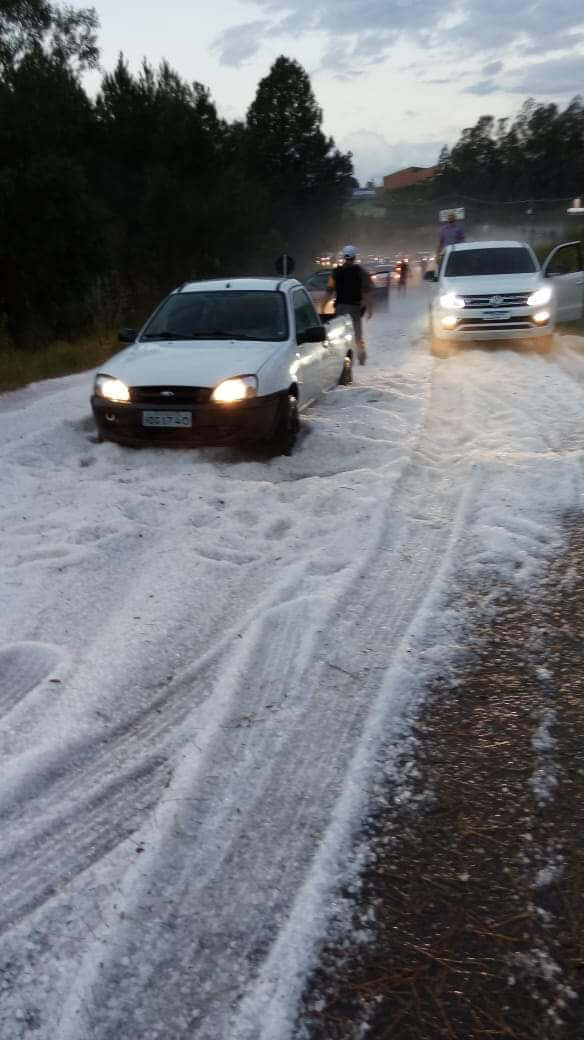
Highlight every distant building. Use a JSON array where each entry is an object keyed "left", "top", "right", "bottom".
[{"left": 383, "top": 166, "right": 439, "bottom": 192}]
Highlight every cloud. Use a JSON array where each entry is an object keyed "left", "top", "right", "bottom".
[
  {"left": 320, "top": 29, "right": 397, "bottom": 78},
  {"left": 231, "top": 0, "right": 584, "bottom": 81},
  {"left": 337, "top": 130, "right": 443, "bottom": 184},
  {"left": 212, "top": 21, "right": 264, "bottom": 67},
  {"left": 507, "top": 54, "right": 584, "bottom": 94},
  {"left": 320, "top": 39, "right": 365, "bottom": 80},
  {"left": 464, "top": 79, "right": 501, "bottom": 95}
]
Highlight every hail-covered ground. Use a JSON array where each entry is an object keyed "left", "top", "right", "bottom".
[{"left": 1, "top": 282, "right": 583, "bottom": 1040}]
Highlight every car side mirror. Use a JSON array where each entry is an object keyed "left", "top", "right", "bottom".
[
  {"left": 424, "top": 270, "right": 438, "bottom": 283},
  {"left": 118, "top": 327, "right": 137, "bottom": 343},
  {"left": 298, "top": 325, "right": 326, "bottom": 344}
]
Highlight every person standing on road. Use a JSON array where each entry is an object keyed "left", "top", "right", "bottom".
[
  {"left": 397, "top": 258, "right": 409, "bottom": 295},
  {"left": 325, "top": 245, "right": 373, "bottom": 365},
  {"left": 437, "top": 211, "right": 465, "bottom": 265}
]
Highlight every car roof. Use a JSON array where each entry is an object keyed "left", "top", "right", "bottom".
[
  {"left": 449, "top": 240, "right": 529, "bottom": 251},
  {"left": 174, "top": 277, "right": 299, "bottom": 293}
]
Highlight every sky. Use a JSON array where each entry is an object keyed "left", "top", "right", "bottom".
[{"left": 76, "top": 0, "right": 584, "bottom": 184}]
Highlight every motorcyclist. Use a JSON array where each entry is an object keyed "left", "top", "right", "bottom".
[{"left": 324, "top": 245, "right": 373, "bottom": 365}]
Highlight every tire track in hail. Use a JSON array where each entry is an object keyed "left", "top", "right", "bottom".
[
  {"left": 0, "top": 353, "right": 435, "bottom": 939},
  {"left": 55, "top": 354, "right": 478, "bottom": 1040}
]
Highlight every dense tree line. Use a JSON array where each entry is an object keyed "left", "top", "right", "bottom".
[
  {"left": 0, "top": 3, "right": 353, "bottom": 346},
  {"left": 435, "top": 97, "right": 584, "bottom": 202}
]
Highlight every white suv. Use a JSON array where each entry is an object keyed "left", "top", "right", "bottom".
[{"left": 427, "top": 239, "right": 584, "bottom": 355}]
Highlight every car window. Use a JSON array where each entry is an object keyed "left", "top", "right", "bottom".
[
  {"left": 305, "top": 273, "right": 329, "bottom": 290},
  {"left": 293, "top": 289, "right": 319, "bottom": 335},
  {"left": 141, "top": 291, "right": 289, "bottom": 342},
  {"left": 546, "top": 244, "right": 583, "bottom": 276},
  {"left": 445, "top": 248, "right": 537, "bottom": 276}
]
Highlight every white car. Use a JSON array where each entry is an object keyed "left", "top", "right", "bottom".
[
  {"left": 91, "top": 277, "right": 355, "bottom": 455},
  {"left": 427, "top": 239, "right": 584, "bottom": 355}
]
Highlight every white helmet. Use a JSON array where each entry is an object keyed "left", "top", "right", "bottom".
[{"left": 342, "top": 244, "right": 357, "bottom": 259}]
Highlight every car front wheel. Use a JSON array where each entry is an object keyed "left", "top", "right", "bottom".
[
  {"left": 536, "top": 334, "right": 554, "bottom": 354},
  {"left": 339, "top": 353, "right": 353, "bottom": 385},
  {"left": 431, "top": 334, "right": 451, "bottom": 358},
  {"left": 269, "top": 393, "right": 299, "bottom": 456}
]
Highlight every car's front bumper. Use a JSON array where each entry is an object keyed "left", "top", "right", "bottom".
[
  {"left": 91, "top": 392, "right": 281, "bottom": 446},
  {"left": 432, "top": 307, "right": 555, "bottom": 341}
]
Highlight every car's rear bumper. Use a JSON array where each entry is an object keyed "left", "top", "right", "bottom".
[{"left": 91, "top": 392, "right": 281, "bottom": 446}]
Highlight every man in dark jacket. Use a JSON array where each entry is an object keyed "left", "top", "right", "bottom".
[{"left": 325, "top": 245, "right": 373, "bottom": 365}]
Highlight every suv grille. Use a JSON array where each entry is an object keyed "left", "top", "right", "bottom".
[
  {"left": 130, "top": 386, "right": 212, "bottom": 405},
  {"left": 462, "top": 292, "right": 531, "bottom": 308},
  {"left": 458, "top": 317, "right": 533, "bottom": 330}
]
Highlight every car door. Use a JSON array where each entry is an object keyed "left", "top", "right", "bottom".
[
  {"left": 542, "top": 241, "right": 584, "bottom": 321},
  {"left": 293, "top": 288, "right": 327, "bottom": 404}
]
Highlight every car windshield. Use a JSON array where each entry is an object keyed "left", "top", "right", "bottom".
[
  {"left": 445, "top": 247, "right": 537, "bottom": 277},
  {"left": 141, "top": 290, "right": 289, "bottom": 342},
  {"left": 306, "top": 272, "right": 330, "bottom": 289}
]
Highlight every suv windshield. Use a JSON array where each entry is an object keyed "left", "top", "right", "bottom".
[
  {"left": 445, "top": 247, "right": 537, "bottom": 277},
  {"left": 141, "top": 291, "right": 288, "bottom": 342}
]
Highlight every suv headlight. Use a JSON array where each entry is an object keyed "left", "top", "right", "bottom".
[
  {"left": 439, "top": 292, "right": 465, "bottom": 310},
  {"left": 527, "top": 286, "right": 552, "bottom": 307},
  {"left": 94, "top": 374, "right": 130, "bottom": 402},
  {"left": 211, "top": 376, "right": 258, "bottom": 404}
]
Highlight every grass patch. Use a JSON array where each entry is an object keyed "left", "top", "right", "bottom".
[
  {"left": 0, "top": 333, "right": 117, "bottom": 394},
  {"left": 301, "top": 518, "right": 584, "bottom": 1039}
]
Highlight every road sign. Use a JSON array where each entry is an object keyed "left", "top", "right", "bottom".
[
  {"left": 275, "top": 254, "right": 295, "bottom": 276},
  {"left": 439, "top": 207, "right": 465, "bottom": 222}
]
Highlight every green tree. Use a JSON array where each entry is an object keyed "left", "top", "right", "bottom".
[
  {"left": 245, "top": 56, "right": 353, "bottom": 260},
  {"left": 0, "top": 0, "right": 98, "bottom": 75},
  {"left": 0, "top": 51, "right": 107, "bottom": 342}
]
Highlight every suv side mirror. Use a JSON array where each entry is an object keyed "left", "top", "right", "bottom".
[
  {"left": 298, "top": 325, "right": 326, "bottom": 344},
  {"left": 118, "top": 328, "right": 137, "bottom": 343},
  {"left": 424, "top": 270, "right": 438, "bottom": 283}
]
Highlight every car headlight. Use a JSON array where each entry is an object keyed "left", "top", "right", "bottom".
[
  {"left": 211, "top": 376, "right": 258, "bottom": 404},
  {"left": 94, "top": 374, "right": 130, "bottom": 403},
  {"left": 439, "top": 293, "right": 465, "bottom": 310},
  {"left": 527, "top": 286, "right": 552, "bottom": 307}
]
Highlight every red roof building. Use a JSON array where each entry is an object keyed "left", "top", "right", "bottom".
[{"left": 382, "top": 166, "right": 439, "bottom": 192}]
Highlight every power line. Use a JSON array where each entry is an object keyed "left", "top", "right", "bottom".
[
  {"left": 382, "top": 192, "right": 578, "bottom": 209},
  {"left": 451, "top": 193, "right": 576, "bottom": 206}
]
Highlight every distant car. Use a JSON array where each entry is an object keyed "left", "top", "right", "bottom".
[
  {"left": 363, "top": 264, "right": 390, "bottom": 297},
  {"left": 391, "top": 258, "right": 408, "bottom": 282},
  {"left": 426, "top": 239, "right": 584, "bottom": 356},
  {"left": 91, "top": 277, "right": 356, "bottom": 455},
  {"left": 303, "top": 269, "right": 336, "bottom": 316},
  {"left": 364, "top": 264, "right": 392, "bottom": 307},
  {"left": 314, "top": 253, "right": 335, "bottom": 268}
]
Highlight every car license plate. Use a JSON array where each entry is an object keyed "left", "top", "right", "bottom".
[
  {"left": 142, "top": 410, "right": 192, "bottom": 428},
  {"left": 487, "top": 310, "right": 510, "bottom": 321}
]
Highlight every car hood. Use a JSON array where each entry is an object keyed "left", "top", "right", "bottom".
[
  {"left": 100, "top": 339, "right": 281, "bottom": 388},
  {"left": 441, "top": 273, "right": 543, "bottom": 294}
]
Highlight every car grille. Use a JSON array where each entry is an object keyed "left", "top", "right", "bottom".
[
  {"left": 461, "top": 292, "right": 531, "bottom": 308},
  {"left": 457, "top": 317, "right": 533, "bottom": 330},
  {"left": 130, "top": 386, "right": 212, "bottom": 405}
]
